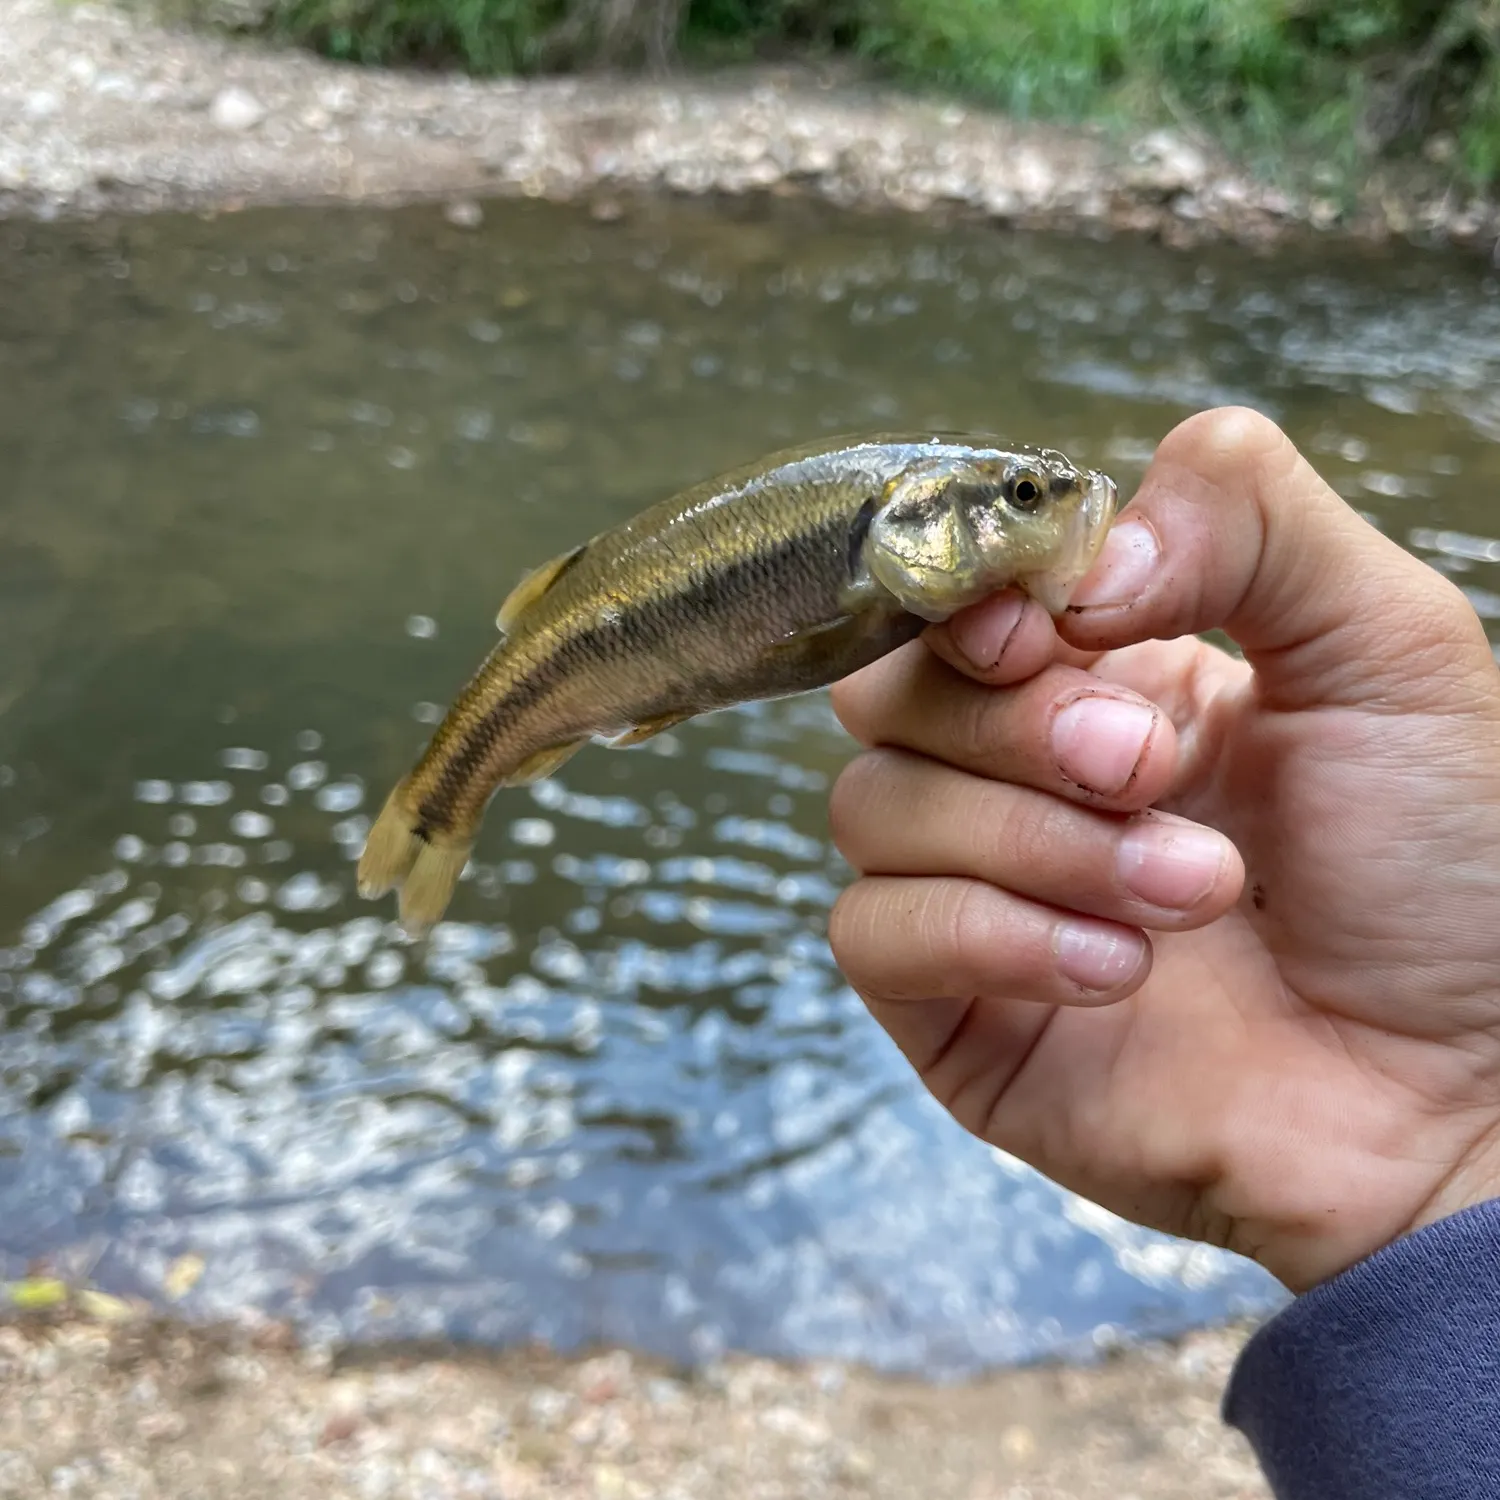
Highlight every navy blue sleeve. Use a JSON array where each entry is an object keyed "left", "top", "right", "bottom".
[{"left": 1223, "top": 1196, "right": 1500, "bottom": 1499}]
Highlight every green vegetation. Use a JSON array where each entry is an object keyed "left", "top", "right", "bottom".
[
  {"left": 855, "top": 0, "right": 1500, "bottom": 188},
  {"left": 209, "top": 0, "right": 1500, "bottom": 187}
]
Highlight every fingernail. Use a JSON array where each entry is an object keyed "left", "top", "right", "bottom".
[
  {"left": 1069, "top": 520, "right": 1160, "bottom": 609},
  {"left": 1118, "top": 820, "right": 1230, "bottom": 910},
  {"left": 1051, "top": 696, "right": 1157, "bottom": 796},
  {"left": 949, "top": 594, "right": 1025, "bottom": 671},
  {"left": 1054, "top": 921, "right": 1144, "bottom": 992}
]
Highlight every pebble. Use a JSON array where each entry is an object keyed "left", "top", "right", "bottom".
[
  {"left": 319, "top": 1408, "right": 362, "bottom": 1446},
  {"left": 443, "top": 197, "right": 483, "bottom": 227},
  {"left": 93, "top": 70, "right": 136, "bottom": 99},
  {"left": 210, "top": 86, "right": 267, "bottom": 131},
  {"left": 576, "top": 1351, "right": 634, "bottom": 1403},
  {"left": 1126, "top": 128, "right": 1209, "bottom": 196},
  {"left": 317, "top": 80, "right": 357, "bottom": 116},
  {"left": 759, "top": 1405, "right": 831, "bottom": 1446},
  {"left": 645, "top": 1376, "right": 686, "bottom": 1408},
  {"left": 139, "top": 1410, "right": 188, "bottom": 1441},
  {"left": 1000, "top": 1424, "right": 1037, "bottom": 1460},
  {"left": 527, "top": 1386, "right": 573, "bottom": 1428}
]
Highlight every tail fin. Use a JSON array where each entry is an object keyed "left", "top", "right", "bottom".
[
  {"left": 357, "top": 782, "right": 474, "bottom": 935},
  {"left": 398, "top": 839, "right": 474, "bottom": 936}
]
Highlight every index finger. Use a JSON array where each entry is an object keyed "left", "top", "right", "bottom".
[
  {"left": 917, "top": 590, "right": 1105, "bottom": 687},
  {"left": 1058, "top": 407, "right": 1496, "bottom": 714}
]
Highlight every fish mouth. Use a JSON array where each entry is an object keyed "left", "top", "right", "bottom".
[
  {"left": 1081, "top": 468, "right": 1119, "bottom": 563},
  {"left": 1025, "top": 468, "right": 1119, "bottom": 616}
]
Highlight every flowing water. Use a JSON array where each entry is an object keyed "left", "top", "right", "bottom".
[{"left": 1, "top": 194, "right": 1498, "bottom": 1374}]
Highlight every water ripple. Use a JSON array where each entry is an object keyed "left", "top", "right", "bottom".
[{"left": 11, "top": 195, "right": 1500, "bottom": 1374}]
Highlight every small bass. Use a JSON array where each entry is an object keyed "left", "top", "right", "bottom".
[{"left": 359, "top": 433, "right": 1117, "bottom": 932}]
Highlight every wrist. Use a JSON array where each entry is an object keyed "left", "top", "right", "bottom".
[
  {"left": 1274, "top": 1124, "right": 1500, "bottom": 1295},
  {"left": 1405, "top": 1125, "right": 1500, "bottom": 1243}
]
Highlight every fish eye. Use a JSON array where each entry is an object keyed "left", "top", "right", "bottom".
[{"left": 1006, "top": 469, "right": 1046, "bottom": 512}]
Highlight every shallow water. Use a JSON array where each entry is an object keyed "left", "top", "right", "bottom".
[{"left": 1, "top": 195, "right": 1498, "bottom": 1374}]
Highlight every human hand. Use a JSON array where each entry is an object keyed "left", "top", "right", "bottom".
[{"left": 827, "top": 407, "right": 1500, "bottom": 1293}]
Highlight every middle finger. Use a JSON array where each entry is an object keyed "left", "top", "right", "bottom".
[{"left": 832, "top": 645, "right": 1178, "bottom": 812}]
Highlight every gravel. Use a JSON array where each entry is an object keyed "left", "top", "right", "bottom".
[
  {"left": 0, "top": 1306, "right": 1272, "bottom": 1498},
  {"left": 0, "top": 0, "right": 1493, "bottom": 251}
]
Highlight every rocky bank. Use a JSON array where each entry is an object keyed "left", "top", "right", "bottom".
[{"left": 0, "top": 0, "right": 1493, "bottom": 251}]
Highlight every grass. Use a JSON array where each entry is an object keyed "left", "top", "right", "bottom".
[{"left": 186, "top": 0, "right": 1500, "bottom": 189}]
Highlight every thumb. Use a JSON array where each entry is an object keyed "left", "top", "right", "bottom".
[{"left": 1061, "top": 407, "right": 1497, "bottom": 714}]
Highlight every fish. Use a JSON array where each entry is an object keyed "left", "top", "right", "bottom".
[{"left": 358, "top": 432, "right": 1118, "bottom": 933}]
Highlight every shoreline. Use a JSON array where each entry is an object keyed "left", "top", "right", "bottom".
[{"left": 0, "top": 0, "right": 1494, "bottom": 256}]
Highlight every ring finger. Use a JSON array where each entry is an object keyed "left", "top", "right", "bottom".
[{"left": 829, "top": 748, "right": 1244, "bottom": 930}]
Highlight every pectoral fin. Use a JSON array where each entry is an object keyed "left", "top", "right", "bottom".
[
  {"left": 604, "top": 713, "right": 691, "bottom": 748},
  {"left": 757, "top": 609, "right": 925, "bottom": 696},
  {"left": 769, "top": 613, "right": 863, "bottom": 656},
  {"left": 496, "top": 543, "right": 588, "bottom": 634}
]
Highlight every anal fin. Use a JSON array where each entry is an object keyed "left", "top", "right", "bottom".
[{"left": 499, "top": 738, "right": 587, "bottom": 787}]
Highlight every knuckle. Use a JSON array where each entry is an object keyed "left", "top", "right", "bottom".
[
  {"left": 944, "top": 881, "right": 1003, "bottom": 988},
  {"left": 1427, "top": 570, "right": 1488, "bottom": 640},
  {"left": 993, "top": 794, "right": 1063, "bottom": 878},
  {"left": 1174, "top": 405, "right": 1287, "bottom": 468},
  {"left": 826, "top": 752, "right": 890, "bottom": 865},
  {"left": 827, "top": 885, "right": 878, "bottom": 983},
  {"left": 1221, "top": 405, "right": 1288, "bottom": 458},
  {"left": 953, "top": 671, "right": 1081, "bottom": 783},
  {"left": 951, "top": 685, "right": 1012, "bottom": 770}
]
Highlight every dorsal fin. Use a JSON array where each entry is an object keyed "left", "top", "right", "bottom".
[{"left": 495, "top": 543, "right": 587, "bottom": 634}]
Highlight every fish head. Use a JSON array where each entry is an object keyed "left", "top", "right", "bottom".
[{"left": 863, "top": 445, "right": 1118, "bottom": 622}]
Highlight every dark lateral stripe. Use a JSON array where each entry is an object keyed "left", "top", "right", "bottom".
[{"left": 419, "top": 509, "right": 863, "bottom": 826}]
